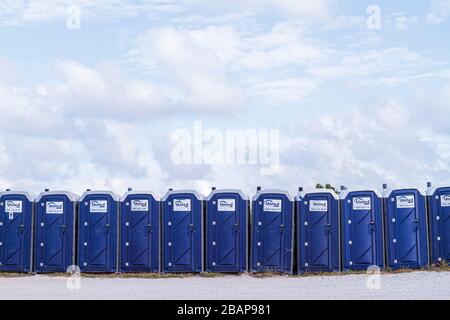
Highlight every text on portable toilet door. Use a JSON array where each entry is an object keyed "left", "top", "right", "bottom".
[
  {"left": 352, "top": 197, "right": 371, "bottom": 210},
  {"left": 90, "top": 200, "right": 108, "bottom": 213},
  {"left": 309, "top": 200, "right": 328, "bottom": 212},
  {"left": 131, "top": 200, "right": 149, "bottom": 212},
  {"left": 396, "top": 195, "right": 415, "bottom": 208},
  {"left": 440, "top": 195, "right": 450, "bottom": 207},
  {"left": 5, "top": 200, "right": 22, "bottom": 220},
  {"left": 263, "top": 199, "right": 282, "bottom": 212},
  {"left": 46, "top": 201, "right": 64, "bottom": 214},
  {"left": 218, "top": 199, "right": 235, "bottom": 212},
  {"left": 174, "top": 199, "right": 191, "bottom": 212}
]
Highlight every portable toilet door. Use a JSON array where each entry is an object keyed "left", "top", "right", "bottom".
[
  {"left": 383, "top": 186, "right": 428, "bottom": 269},
  {"left": 34, "top": 190, "right": 78, "bottom": 273},
  {"left": 78, "top": 190, "right": 119, "bottom": 273},
  {"left": 0, "top": 191, "right": 34, "bottom": 272},
  {"left": 206, "top": 188, "right": 249, "bottom": 273},
  {"left": 252, "top": 188, "right": 293, "bottom": 273},
  {"left": 162, "top": 190, "right": 203, "bottom": 273},
  {"left": 296, "top": 189, "right": 339, "bottom": 274},
  {"left": 426, "top": 183, "right": 450, "bottom": 265},
  {"left": 340, "top": 188, "right": 384, "bottom": 271},
  {"left": 120, "top": 189, "right": 160, "bottom": 273}
]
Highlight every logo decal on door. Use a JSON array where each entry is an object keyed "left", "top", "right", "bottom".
[
  {"left": 396, "top": 195, "right": 415, "bottom": 208},
  {"left": 352, "top": 197, "right": 371, "bottom": 210},
  {"left": 131, "top": 199, "right": 149, "bottom": 212},
  {"left": 90, "top": 200, "right": 108, "bottom": 213},
  {"left": 441, "top": 195, "right": 450, "bottom": 207},
  {"left": 46, "top": 201, "right": 64, "bottom": 214},
  {"left": 217, "top": 199, "right": 235, "bottom": 212},
  {"left": 174, "top": 199, "right": 191, "bottom": 211},
  {"left": 263, "top": 199, "right": 282, "bottom": 212},
  {"left": 309, "top": 200, "right": 328, "bottom": 212},
  {"left": 5, "top": 200, "right": 23, "bottom": 213}
]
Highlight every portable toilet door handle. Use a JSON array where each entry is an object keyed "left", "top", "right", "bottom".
[
  {"left": 104, "top": 224, "right": 111, "bottom": 233},
  {"left": 19, "top": 224, "right": 25, "bottom": 233},
  {"left": 146, "top": 224, "right": 152, "bottom": 233},
  {"left": 188, "top": 224, "right": 195, "bottom": 234},
  {"left": 60, "top": 224, "right": 67, "bottom": 236},
  {"left": 326, "top": 223, "right": 332, "bottom": 233},
  {"left": 279, "top": 224, "right": 285, "bottom": 233},
  {"left": 233, "top": 223, "right": 240, "bottom": 231}
]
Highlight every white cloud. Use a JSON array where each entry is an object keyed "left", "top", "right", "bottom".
[{"left": 426, "top": 0, "right": 450, "bottom": 25}]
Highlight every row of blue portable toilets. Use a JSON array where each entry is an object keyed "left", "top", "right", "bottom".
[{"left": 0, "top": 184, "right": 448, "bottom": 274}]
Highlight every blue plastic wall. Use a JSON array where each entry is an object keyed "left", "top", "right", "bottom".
[
  {"left": 427, "top": 187, "right": 450, "bottom": 265},
  {"left": 162, "top": 192, "right": 203, "bottom": 272},
  {"left": 252, "top": 191, "right": 293, "bottom": 273},
  {"left": 297, "top": 191, "right": 339, "bottom": 273},
  {"left": 78, "top": 193, "right": 118, "bottom": 273},
  {"left": 341, "top": 190, "right": 384, "bottom": 271},
  {"left": 206, "top": 191, "right": 248, "bottom": 273},
  {"left": 384, "top": 189, "right": 428, "bottom": 269},
  {"left": 0, "top": 193, "right": 34, "bottom": 273},
  {"left": 120, "top": 193, "right": 160, "bottom": 272},
  {"left": 34, "top": 193, "right": 77, "bottom": 273}
]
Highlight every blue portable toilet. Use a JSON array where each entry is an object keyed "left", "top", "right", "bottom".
[
  {"left": 78, "top": 190, "right": 119, "bottom": 273},
  {"left": 252, "top": 188, "right": 293, "bottom": 273},
  {"left": 206, "top": 188, "right": 249, "bottom": 273},
  {"left": 120, "top": 188, "right": 160, "bottom": 273},
  {"left": 383, "top": 185, "right": 429, "bottom": 269},
  {"left": 0, "top": 190, "right": 34, "bottom": 273},
  {"left": 426, "top": 183, "right": 450, "bottom": 265},
  {"left": 296, "top": 188, "right": 339, "bottom": 274},
  {"left": 340, "top": 187, "right": 384, "bottom": 271},
  {"left": 161, "top": 189, "right": 203, "bottom": 273},
  {"left": 34, "top": 190, "right": 78, "bottom": 273}
]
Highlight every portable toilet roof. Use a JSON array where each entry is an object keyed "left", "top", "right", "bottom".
[
  {"left": 206, "top": 189, "right": 249, "bottom": 201},
  {"left": 382, "top": 186, "right": 426, "bottom": 198},
  {"left": 36, "top": 191, "right": 79, "bottom": 202},
  {"left": 120, "top": 190, "right": 160, "bottom": 201},
  {"left": 426, "top": 183, "right": 450, "bottom": 196},
  {"left": 296, "top": 188, "right": 339, "bottom": 201},
  {"left": 0, "top": 190, "right": 35, "bottom": 202},
  {"left": 339, "top": 188, "right": 382, "bottom": 199},
  {"left": 252, "top": 189, "right": 293, "bottom": 201},
  {"left": 80, "top": 190, "right": 120, "bottom": 202},
  {"left": 161, "top": 189, "right": 204, "bottom": 201}
]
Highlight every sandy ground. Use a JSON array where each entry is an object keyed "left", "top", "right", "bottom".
[{"left": 0, "top": 271, "right": 449, "bottom": 300}]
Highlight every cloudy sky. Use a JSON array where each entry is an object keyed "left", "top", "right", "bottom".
[{"left": 1, "top": 0, "right": 450, "bottom": 197}]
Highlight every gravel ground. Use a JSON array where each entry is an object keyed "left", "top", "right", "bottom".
[{"left": 0, "top": 271, "right": 449, "bottom": 300}]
